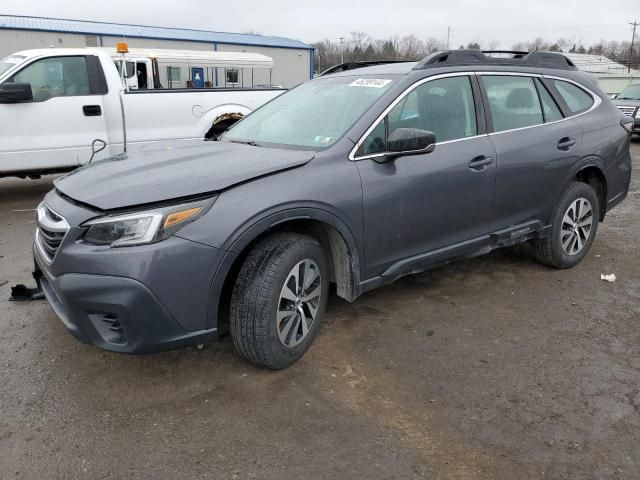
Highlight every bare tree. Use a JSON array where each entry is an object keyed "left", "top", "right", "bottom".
[
  {"left": 424, "top": 37, "right": 445, "bottom": 54},
  {"left": 312, "top": 33, "right": 640, "bottom": 74},
  {"left": 398, "top": 35, "right": 425, "bottom": 60}
]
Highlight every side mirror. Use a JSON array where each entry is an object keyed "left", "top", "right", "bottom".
[
  {"left": 0, "top": 83, "right": 33, "bottom": 103},
  {"left": 387, "top": 128, "right": 436, "bottom": 156}
]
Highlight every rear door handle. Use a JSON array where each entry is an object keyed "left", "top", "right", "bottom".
[
  {"left": 83, "top": 105, "right": 102, "bottom": 117},
  {"left": 557, "top": 137, "right": 576, "bottom": 150},
  {"left": 468, "top": 155, "right": 494, "bottom": 171}
]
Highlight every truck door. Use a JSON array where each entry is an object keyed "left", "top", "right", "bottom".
[{"left": 0, "top": 55, "right": 111, "bottom": 174}]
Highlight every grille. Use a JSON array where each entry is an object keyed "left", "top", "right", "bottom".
[
  {"left": 617, "top": 105, "right": 636, "bottom": 117},
  {"left": 36, "top": 204, "right": 69, "bottom": 262},
  {"left": 38, "top": 227, "right": 66, "bottom": 258}
]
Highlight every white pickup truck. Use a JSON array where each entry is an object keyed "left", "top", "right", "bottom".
[{"left": 0, "top": 48, "right": 285, "bottom": 178}]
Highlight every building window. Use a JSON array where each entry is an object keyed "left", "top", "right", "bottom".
[
  {"left": 85, "top": 35, "right": 99, "bottom": 47},
  {"left": 167, "top": 66, "right": 181, "bottom": 88},
  {"left": 226, "top": 68, "right": 239, "bottom": 86}
]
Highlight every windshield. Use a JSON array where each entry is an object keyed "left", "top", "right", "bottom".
[
  {"left": 224, "top": 76, "right": 395, "bottom": 149},
  {"left": 0, "top": 55, "right": 27, "bottom": 77},
  {"left": 617, "top": 85, "right": 640, "bottom": 100}
]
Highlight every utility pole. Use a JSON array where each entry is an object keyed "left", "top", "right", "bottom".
[
  {"left": 629, "top": 21, "right": 638, "bottom": 73},
  {"left": 338, "top": 36, "right": 345, "bottom": 64},
  {"left": 447, "top": 26, "right": 451, "bottom": 50}
]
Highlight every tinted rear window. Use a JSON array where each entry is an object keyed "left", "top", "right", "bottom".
[
  {"left": 482, "top": 76, "right": 544, "bottom": 132},
  {"left": 552, "top": 80, "right": 594, "bottom": 114}
]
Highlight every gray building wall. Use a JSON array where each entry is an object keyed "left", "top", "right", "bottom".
[
  {"left": 0, "top": 28, "right": 312, "bottom": 88},
  {"left": 216, "top": 44, "right": 311, "bottom": 88},
  {"left": 0, "top": 29, "right": 87, "bottom": 54}
]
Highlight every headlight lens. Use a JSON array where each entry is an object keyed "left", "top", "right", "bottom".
[
  {"left": 635, "top": 108, "right": 640, "bottom": 118},
  {"left": 82, "top": 198, "right": 214, "bottom": 247}
]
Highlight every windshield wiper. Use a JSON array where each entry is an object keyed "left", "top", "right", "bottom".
[
  {"left": 617, "top": 97, "right": 638, "bottom": 100},
  {"left": 230, "top": 140, "right": 261, "bottom": 147}
]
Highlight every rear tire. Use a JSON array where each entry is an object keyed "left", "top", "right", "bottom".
[
  {"left": 230, "top": 233, "right": 329, "bottom": 369},
  {"left": 532, "top": 181, "right": 599, "bottom": 269}
]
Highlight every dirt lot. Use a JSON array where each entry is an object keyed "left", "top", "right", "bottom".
[{"left": 1, "top": 143, "right": 639, "bottom": 480}]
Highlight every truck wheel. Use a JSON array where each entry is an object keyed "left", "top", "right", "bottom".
[
  {"left": 532, "top": 181, "right": 599, "bottom": 269},
  {"left": 230, "top": 233, "right": 329, "bottom": 369}
]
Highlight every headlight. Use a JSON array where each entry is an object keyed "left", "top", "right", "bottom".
[
  {"left": 82, "top": 198, "right": 215, "bottom": 247},
  {"left": 635, "top": 108, "right": 640, "bottom": 118}
]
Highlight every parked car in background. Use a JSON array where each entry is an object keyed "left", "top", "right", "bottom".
[
  {"left": 0, "top": 46, "right": 284, "bottom": 179},
  {"left": 32, "top": 50, "right": 632, "bottom": 369},
  {"left": 613, "top": 84, "right": 640, "bottom": 134}
]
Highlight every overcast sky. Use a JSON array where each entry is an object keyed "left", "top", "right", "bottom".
[{"left": 3, "top": 0, "right": 639, "bottom": 48}]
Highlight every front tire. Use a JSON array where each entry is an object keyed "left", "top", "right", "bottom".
[
  {"left": 532, "top": 181, "right": 599, "bottom": 268},
  {"left": 230, "top": 233, "right": 329, "bottom": 369}
]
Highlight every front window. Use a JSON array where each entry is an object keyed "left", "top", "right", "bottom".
[
  {"left": 0, "top": 55, "right": 27, "bottom": 77},
  {"left": 357, "top": 75, "right": 478, "bottom": 157},
  {"left": 617, "top": 84, "right": 640, "bottom": 101},
  {"left": 224, "top": 76, "right": 395, "bottom": 149},
  {"left": 9, "top": 56, "right": 90, "bottom": 102}
]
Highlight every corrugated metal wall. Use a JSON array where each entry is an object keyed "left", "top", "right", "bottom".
[
  {"left": 0, "top": 29, "right": 87, "bottom": 54},
  {"left": 216, "top": 44, "right": 311, "bottom": 88},
  {"left": 0, "top": 29, "right": 311, "bottom": 88}
]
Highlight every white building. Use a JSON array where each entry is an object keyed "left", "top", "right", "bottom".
[
  {"left": 564, "top": 52, "right": 640, "bottom": 95},
  {"left": 0, "top": 15, "right": 314, "bottom": 88}
]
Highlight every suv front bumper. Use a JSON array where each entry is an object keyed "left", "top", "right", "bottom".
[{"left": 34, "top": 250, "right": 219, "bottom": 353}]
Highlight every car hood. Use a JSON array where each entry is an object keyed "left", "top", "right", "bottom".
[{"left": 55, "top": 140, "right": 315, "bottom": 210}]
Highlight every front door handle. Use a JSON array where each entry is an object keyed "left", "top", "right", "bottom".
[
  {"left": 468, "top": 155, "right": 494, "bottom": 171},
  {"left": 557, "top": 137, "right": 576, "bottom": 150},
  {"left": 83, "top": 105, "right": 102, "bottom": 117}
]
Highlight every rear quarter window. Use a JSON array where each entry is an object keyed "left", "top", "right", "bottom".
[{"left": 552, "top": 80, "right": 594, "bottom": 115}]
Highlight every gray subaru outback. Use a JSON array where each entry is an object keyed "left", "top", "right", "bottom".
[{"left": 33, "top": 50, "right": 632, "bottom": 369}]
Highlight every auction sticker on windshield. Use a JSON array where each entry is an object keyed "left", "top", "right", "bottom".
[{"left": 349, "top": 79, "right": 392, "bottom": 88}]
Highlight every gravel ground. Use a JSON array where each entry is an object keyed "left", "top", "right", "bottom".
[{"left": 0, "top": 142, "right": 638, "bottom": 480}]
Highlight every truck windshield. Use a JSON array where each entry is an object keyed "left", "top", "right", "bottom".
[
  {"left": 0, "top": 55, "right": 27, "bottom": 77},
  {"left": 617, "top": 85, "right": 640, "bottom": 100},
  {"left": 224, "top": 76, "right": 395, "bottom": 149}
]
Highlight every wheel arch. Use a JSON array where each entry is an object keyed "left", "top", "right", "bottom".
[
  {"left": 208, "top": 207, "right": 363, "bottom": 335},
  {"left": 554, "top": 157, "right": 608, "bottom": 221},
  {"left": 200, "top": 103, "right": 252, "bottom": 140}
]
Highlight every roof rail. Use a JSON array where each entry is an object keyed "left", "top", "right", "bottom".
[
  {"left": 413, "top": 49, "right": 577, "bottom": 71},
  {"left": 319, "top": 60, "right": 410, "bottom": 76}
]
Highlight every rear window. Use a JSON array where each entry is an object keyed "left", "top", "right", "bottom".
[
  {"left": 552, "top": 80, "right": 594, "bottom": 115},
  {"left": 482, "top": 76, "right": 544, "bottom": 132}
]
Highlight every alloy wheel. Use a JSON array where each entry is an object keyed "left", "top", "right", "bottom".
[
  {"left": 561, "top": 197, "right": 594, "bottom": 256},
  {"left": 276, "top": 259, "right": 322, "bottom": 348}
]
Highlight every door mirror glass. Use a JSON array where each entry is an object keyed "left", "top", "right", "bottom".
[
  {"left": 387, "top": 128, "right": 436, "bottom": 155},
  {"left": 0, "top": 82, "right": 33, "bottom": 103}
]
